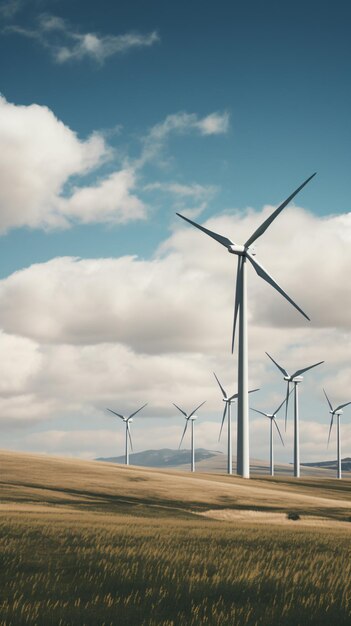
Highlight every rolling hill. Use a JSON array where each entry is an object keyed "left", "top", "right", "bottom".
[
  {"left": 1, "top": 449, "right": 351, "bottom": 522},
  {"left": 97, "top": 447, "right": 222, "bottom": 467}
]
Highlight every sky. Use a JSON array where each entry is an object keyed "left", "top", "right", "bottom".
[{"left": 0, "top": 0, "right": 351, "bottom": 466}]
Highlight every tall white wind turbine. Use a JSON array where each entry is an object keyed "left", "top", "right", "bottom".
[
  {"left": 106, "top": 403, "right": 148, "bottom": 465},
  {"left": 214, "top": 372, "right": 259, "bottom": 475},
  {"left": 324, "top": 389, "right": 351, "bottom": 480},
  {"left": 177, "top": 174, "right": 315, "bottom": 479},
  {"left": 266, "top": 353, "right": 323, "bottom": 477},
  {"left": 250, "top": 395, "right": 288, "bottom": 476},
  {"left": 173, "top": 401, "right": 206, "bottom": 472}
]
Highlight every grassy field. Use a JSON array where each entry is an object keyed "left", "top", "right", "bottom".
[{"left": 1, "top": 450, "right": 351, "bottom": 625}]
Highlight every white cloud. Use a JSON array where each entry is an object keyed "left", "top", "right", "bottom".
[
  {"left": 196, "top": 112, "right": 230, "bottom": 135},
  {"left": 59, "top": 169, "right": 145, "bottom": 225},
  {"left": 0, "top": 207, "right": 350, "bottom": 351},
  {"left": 0, "top": 96, "right": 146, "bottom": 231},
  {"left": 139, "top": 111, "right": 230, "bottom": 165},
  {"left": 0, "top": 331, "right": 42, "bottom": 393},
  {"left": 0, "top": 96, "right": 230, "bottom": 233},
  {"left": 0, "top": 198, "right": 350, "bottom": 463},
  {"left": 144, "top": 181, "right": 217, "bottom": 200},
  {"left": 6, "top": 14, "right": 159, "bottom": 64}
]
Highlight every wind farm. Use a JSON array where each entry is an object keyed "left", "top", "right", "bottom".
[{"left": 1, "top": 2, "right": 351, "bottom": 624}]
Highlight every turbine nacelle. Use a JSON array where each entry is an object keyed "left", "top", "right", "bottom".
[
  {"left": 227, "top": 244, "right": 256, "bottom": 256},
  {"left": 189, "top": 415, "right": 198, "bottom": 421},
  {"left": 287, "top": 375, "right": 303, "bottom": 383},
  {"left": 331, "top": 409, "right": 343, "bottom": 416}
]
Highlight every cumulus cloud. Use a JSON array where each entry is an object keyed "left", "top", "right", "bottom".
[
  {"left": 1, "top": 198, "right": 350, "bottom": 464},
  {"left": 0, "top": 207, "right": 350, "bottom": 350},
  {"left": 0, "top": 95, "right": 146, "bottom": 231},
  {"left": 6, "top": 14, "right": 159, "bottom": 64},
  {"left": 0, "top": 96, "right": 230, "bottom": 232}
]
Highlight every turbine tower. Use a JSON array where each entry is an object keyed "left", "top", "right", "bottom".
[
  {"left": 214, "top": 372, "right": 259, "bottom": 475},
  {"left": 266, "top": 352, "right": 323, "bottom": 478},
  {"left": 106, "top": 403, "right": 148, "bottom": 465},
  {"left": 173, "top": 401, "right": 206, "bottom": 472},
  {"left": 177, "top": 174, "right": 315, "bottom": 479},
  {"left": 323, "top": 389, "right": 351, "bottom": 479},
  {"left": 250, "top": 395, "right": 288, "bottom": 476}
]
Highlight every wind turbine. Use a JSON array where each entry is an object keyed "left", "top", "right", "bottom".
[
  {"left": 173, "top": 401, "right": 206, "bottom": 472},
  {"left": 177, "top": 174, "right": 315, "bottom": 478},
  {"left": 266, "top": 352, "right": 323, "bottom": 477},
  {"left": 323, "top": 389, "right": 351, "bottom": 480},
  {"left": 106, "top": 403, "right": 148, "bottom": 465},
  {"left": 214, "top": 372, "right": 259, "bottom": 475},
  {"left": 250, "top": 395, "right": 288, "bottom": 476}
]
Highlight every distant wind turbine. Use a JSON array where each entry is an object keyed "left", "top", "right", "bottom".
[
  {"left": 173, "top": 401, "right": 206, "bottom": 472},
  {"left": 177, "top": 174, "right": 315, "bottom": 478},
  {"left": 323, "top": 389, "right": 351, "bottom": 480},
  {"left": 106, "top": 403, "right": 148, "bottom": 465},
  {"left": 214, "top": 372, "right": 259, "bottom": 475},
  {"left": 250, "top": 394, "right": 290, "bottom": 476},
  {"left": 266, "top": 352, "right": 323, "bottom": 477}
]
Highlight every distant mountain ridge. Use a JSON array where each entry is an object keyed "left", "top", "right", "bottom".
[
  {"left": 301, "top": 457, "right": 351, "bottom": 472},
  {"left": 96, "top": 448, "right": 222, "bottom": 467}
]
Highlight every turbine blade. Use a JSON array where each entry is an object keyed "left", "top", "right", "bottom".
[
  {"left": 323, "top": 389, "right": 333, "bottom": 412},
  {"left": 173, "top": 403, "right": 187, "bottom": 417},
  {"left": 127, "top": 422, "right": 133, "bottom": 452},
  {"left": 273, "top": 419, "right": 285, "bottom": 447},
  {"left": 128, "top": 402, "right": 148, "bottom": 419},
  {"left": 228, "top": 387, "right": 259, "bottom": 402},
  {"left": 244, "top": 174, "right": 316, "bottom": 248},
  {"left": 246, "top": 252, "right": 310, "bottom": 321},
  {"left": 179, "top": 420, "right": 189, "bottom": 449},
  {"left": 250, "top": 407, "right": 269, "bottom": 417},
  {"left": 274, "top": 386, "right": 294, "bottom": 417},
  {"left": 189, "top": 400, "right": 206, "bottom": 418},
  {"left": 327, "top": 415, "right": 334, "bottom": 447},
  {"left": 213, "top": 372, "right": 227, "bottom": 399},
  {"left": 106, "top": 408, "right": 124, "bottom": 420},
  {"left": 218, "top": 403, "right": 227, "bottom": 442},
  {"left": 231, "top": 256, "right": 242, "bottom": 354},
  {"left": 335, "top": 400, "right": 351, "bottom": 412},
  {"left": 292, "top": 361, "right": 324, "bottom": 378},
  {"left": 265, "top": 352, "right": 289, "bottom": 377},
  {"left": 176, "top": 213, "right": 235, "bottom": 248},
  {"left": 228, "top": 392, "right": 239, "bottom": 402},
  {"left": 285, "top": 381, "right": 290, "bottom": 432}
]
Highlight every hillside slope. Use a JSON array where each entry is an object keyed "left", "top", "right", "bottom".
[{"left": 1, "top": 449, "right": 351, "bottom": 522}]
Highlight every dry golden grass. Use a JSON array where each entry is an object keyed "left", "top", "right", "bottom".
[
  {"left": 1, "top": 450, "right": 351, "bottom": 625},
  {"left": 1, "top": 449, "right": 351, "bottom": 521}
]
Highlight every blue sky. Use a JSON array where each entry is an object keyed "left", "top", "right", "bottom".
[
  {"left": 0, "top": 0, "right": 350, "bottom": 273},
  {"left": 0, "top": 0, "right": 351, "bottom": 464}
]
